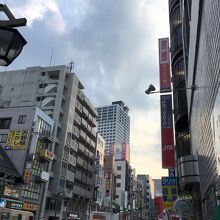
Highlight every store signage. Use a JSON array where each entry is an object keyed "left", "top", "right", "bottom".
[
  {"left": 162, "top": 177, "right": 177, "bottom": 209},
  {"left": 169, "top": 168, "right": 176, "bottom": 177},
  {"left": 174, "top": 198, "right": 192, "bottom": 218},
  {"left": 6, "top": 130, "right": 29, "bottom": 150},
  {"left": 160, "top": 95, "right": 175, "bottom": 168},
  {"left": 6, "top": 200, "right": 23, "bottom": 210},
  {"left": 3, "top": 185, "right": 19, "bottom": 198},
  {"left": 23, "top": 202, "right": 38, "bottom": 211},
  {"left": 159, "top": 38, "right": 171, "bottom": 92}
]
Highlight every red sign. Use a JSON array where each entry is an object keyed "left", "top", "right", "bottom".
[
  {"left": 109, "top": 143, "right": 114, "bottom": 156},
  {"left": 23, "top": 202, "right": 38, "bottom": 211},
  {"left": 159, "top": 38, "right": 171, "bottom": 92},
  {"left": 161, "top": 95, "right": 175, "bottom": 168}
]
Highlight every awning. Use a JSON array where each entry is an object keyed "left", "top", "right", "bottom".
[{"left": 0, "top": 145, "right": 21, "bottom": 177}]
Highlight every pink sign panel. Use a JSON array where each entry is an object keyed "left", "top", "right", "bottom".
[{"left": 159, "top": 38, "right": 171, "bottom": 92}]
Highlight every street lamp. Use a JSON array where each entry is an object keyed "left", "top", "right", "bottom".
[
  {"left": 0, "top": 4, "right": 27, "bottom": 66},
  {"left": 145, "top": 84, "right": 197, "bottom": 95}
]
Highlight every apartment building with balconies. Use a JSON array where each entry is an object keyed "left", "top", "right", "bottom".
[{"left": 0, "top": 65, "right": 98, "bottom": 219}]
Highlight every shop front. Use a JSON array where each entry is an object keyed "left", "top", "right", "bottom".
[{"left": 0, "top": 198, "right": 36, "bottom": 220}]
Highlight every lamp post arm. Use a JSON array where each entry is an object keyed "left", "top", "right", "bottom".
[{"left": 0, "top": 4, "right": 27, "bottom": 27}]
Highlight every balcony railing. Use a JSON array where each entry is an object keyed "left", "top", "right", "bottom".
[
  {"left": 66, "top": 170, "right": 75, "bottom": 182},
  {"left": 69, "top": 155, "right": 76, "bottom": 166}
]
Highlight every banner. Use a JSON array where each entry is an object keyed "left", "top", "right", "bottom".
[
  {"left": 6, "top": 130, "right": 28, "bottom": 150},
  {"left": 162, "top": 177, "right": 177, "bottom": 209},
  {"left": 159, "top": 38, "right": 171, "bottom": 92},
  {"left": 161, "top": 95, "right": 175, "bottom": 168}
]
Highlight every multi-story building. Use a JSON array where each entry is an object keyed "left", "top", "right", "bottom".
[
  {"left": 114, "top": 160, "right": 131, "bottom": 211},
  {"left": 96, "top": 101, "right": 130, "bottom": 156},
  {"left": 96, "top": 101, "right": 131, "bottom": 214},
  {"left": 93, "top": 133, "right": 105, "bottom": 210},
  {"left": 0, "top": 105, "right": 54, "bottom": 219},
  {"left": 0, "top": 65, "right": 98, "bottom": 219},
  {"left": 169, "top": 0, "right": 220, "bottom": 219},
  {"left": 137, "top": 174, "right": 155, "bottom": 220},
  {"left": 103, "top": 155, "right": 116, "bottom": 212}
]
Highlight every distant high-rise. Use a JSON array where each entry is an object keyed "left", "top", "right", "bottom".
[{"left": 96, "top": 101, "right": 130, "bottom": 161}]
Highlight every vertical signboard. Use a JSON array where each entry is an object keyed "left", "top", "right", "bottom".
[
  {"left": 161, "top": 95, "right": 175, "bottom": 168},
  {"left": 162, "top": 177, "right": 177, "bottom": 209},
  {"left": 159, "top": 38, "right": 171, "bottom": 92}
]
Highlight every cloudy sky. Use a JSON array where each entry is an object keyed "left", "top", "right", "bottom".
[{"left": 1, "top": 0, "right": 170, "bottom": 178}]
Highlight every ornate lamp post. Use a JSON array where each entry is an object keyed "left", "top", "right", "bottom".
[{"left": 0, "top": 4, "right": 27, "bottom": 66}]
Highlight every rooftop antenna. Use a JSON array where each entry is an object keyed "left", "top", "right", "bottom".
[
  {"left": 69, "top": 60, "right": 74, "bottom": 72},
  {"left": 49, "top": 48, "right": 54, "bottom": 67}
]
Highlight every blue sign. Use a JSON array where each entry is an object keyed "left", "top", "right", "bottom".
[
  {"left": 162, "top": 177, "right": 177, "bottom": 186},
  {"left": 169, "top": 168, "right": 175, "bottom": 177}
]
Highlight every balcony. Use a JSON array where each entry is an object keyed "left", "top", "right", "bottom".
[
  {"left": 80, "top": 130, "right": 86, "bottom": 140},
  {"left": 91, "top": 128, "right": 97, "bottom": 138},
  {"left": 89, "top": 152, "right": 94, "bottom": 159},
  {"left": 81, "top": 118, "right": 87, "bottom": 128},
  {"left": 75, "top": 170, "right": 82, "bottom": 181},
  {"left": 69, "top": 155, "right": 76, "bottom": 166},
  {"left": 90, "top": 140, "right": 96, "bottom": 149},
  {"left": 73, "top": 185, "right": 86, "bottom": 197},
  {"left": 39, "top": 149, "right": 54, "bottom": 161},
  {"left": 78, "top": 143, "right": 85, "bottom": 153},
  {"left": 75, "top": 100, "right": 83, "bottom": 113},
  {"left": 74, "top": 113, "right": 81, "bottom": 125},
  {"left": 76, "top": 156, "right": 84, "bottom": 167},
  {"left": 72, "top": 126, "right": 79, "bottom": 138},
  {"left": 66, "top": 170, "right": 75, "bottom": 182},
  {"left": 177, "top": 155, "right": 200, "bottom": 190},
  {"left": 70, "top": 140, "right": 78, "bottom": 152},
  {"left": 82, "top": 107, "right": 89, "bottom": 117},
  {"left": 77, "top": 89, "right": 84, "bottom": 101}
]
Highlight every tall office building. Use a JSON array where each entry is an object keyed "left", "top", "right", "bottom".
[
  {"left": 0, "top": 65, "right": 98, "bottom": 219},
  {"left": 96, "top": 101, "right": 130, "bottom": 159},
  {"left": 169, "top": 0, "right": 220, "bottom": 219}
]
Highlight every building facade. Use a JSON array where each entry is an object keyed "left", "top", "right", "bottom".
[
  {"left": 169, "top": 0, "right": 220, "bottom": 219},
  {"left": 96, "top": 101, "right": 130, "bottom": 157},
  {"left": 0, "top": 65, "right": 98, "bottom": 219},
  {"left": 93, "top": 133, "right": 105, "bottom": 210},
  {"left": 0, "top": 105, "right": 54, "bottom": 219}
]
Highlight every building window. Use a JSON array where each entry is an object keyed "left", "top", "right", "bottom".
[
  {"left": 0, "top": 118, "right": 11, "bottom": 129},
  {"left": 116, "top": 183, "right": 121, "bottom": 187},
  {"left": 117, "top": 174, "right": 121, "bottom": 179},
  {"left": 18, "top": 115, "right": 26, "bottom": 124},
  {"left": 117, "top": 166, "right": 121, "bottom": 171},
  {"left": 0, "top": 134, "right": 7, "bottom": 143}
]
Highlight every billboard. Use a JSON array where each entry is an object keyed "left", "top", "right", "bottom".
[
  {"left": 162, "top": 177, "right": 177, "bottom": 209},
  {"left": 6, "top": 130, "right": 29, "bottom": 150},
  {"left": 160, "top": 95, "right": 175, "bottom": 168},
  {"left": 105, "top": 143, "right": 130, "bottom": 162},
  {"left": 159, "top": 38, "right": 171, "bottom": 92}
]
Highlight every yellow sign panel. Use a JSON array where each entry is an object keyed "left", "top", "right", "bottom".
[
  {"left": 6, "top": 130, "right": 29, "bottom": 150},
  {"left": 162, "top": 184, "right": 177, "bottom": 210}
]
